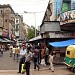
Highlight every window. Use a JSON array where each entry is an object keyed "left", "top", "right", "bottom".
[
  {"left": 67, "top": 51, "right": 70, "bottom": 55},
  {"left": 1, "top": 10, "right": 2, "bottom": 14},
  {"left": 5, "top": 19, "right": 7, "bottom": 22}
]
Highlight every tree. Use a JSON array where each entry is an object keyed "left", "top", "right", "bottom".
[{"left": 27, "top": 26, "right": 35, "bottom": 40}]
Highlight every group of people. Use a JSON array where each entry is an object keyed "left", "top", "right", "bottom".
[
  {"left": 16, "top": 43, "right": 56, "bottom": 75},
  {"left": 9, "top": 45, "right": 20, "bottom": 62}
]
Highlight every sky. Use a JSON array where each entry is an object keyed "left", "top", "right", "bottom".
[{"left": 0, "top": 0, "right": 49, "bottom": 29}]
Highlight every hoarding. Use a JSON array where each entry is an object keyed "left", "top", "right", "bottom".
[
  {"left": 62, "top": 2, "right": 70, "bottom": 12},
  {"left": 60, "top": 10, "right": 75, "bottom": 25},
  {"left": 71, "top": 0, "right": 75, "bottom": 9}
]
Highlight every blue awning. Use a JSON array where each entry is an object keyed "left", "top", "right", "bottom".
[{"left": 49, "top": 39, "right": 75, "bottom": 47}]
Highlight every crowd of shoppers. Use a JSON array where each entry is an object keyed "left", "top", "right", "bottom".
[{"left": 8, "top": 42, "right": 56, "bottom": 75}]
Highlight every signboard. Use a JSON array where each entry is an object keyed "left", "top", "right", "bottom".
[
  {"left": 2, "top": 29, "right": 8, "bottom": 37},
  {"left": 0, "top": 28, "right": 2, "bottom": 36},
  {"left": 62, "top": 2, "right": 70, "bottom": 12},
  {"left": 49, "top": 32, "right": 72, "bottom": 38},
  {"left": 60, "top": 10, "right": 75, "bottom": 25},
  {"left": 71, "top": 0, "right": 75, "bottom": 9}
]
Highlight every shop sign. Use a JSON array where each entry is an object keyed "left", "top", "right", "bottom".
[
  {"left": 60, "top": 10, "right": 75, "bottom": 25},
  {"left": 49, "top": 32, "right": 73, "bottom": 38},
  {"left": 0, "top": 28, "right": 2, "bottom": 36},
  {"left": 2, "top": 31, "right": 8, "bottom": 37}
]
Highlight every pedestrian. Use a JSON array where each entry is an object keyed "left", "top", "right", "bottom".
[
  {"left": 48, "top": 52, "right": 55, "bottom": 72},
  {"left": 15, "top": 46, "right": 20, "bottom": 62},
  {"left": 12, "top": 46, "right": 16, "bottom": 60},
  {"left": 25, "top": 47, "right": 33, "bottom": 75},
  {"left": 17, "top": 43, "right": 27, "bottom": 73},
  {"left": 9, "top": 44, "right": 13, "bottom": 57},
  {"left": 1, "top": 45, "right": 3, "bottom": 56},
  {"left": 33, "top": 45, "right": 40, "bottom": 70},
  {"left": 44, "top": 46, "right": 49, "bottom": 65}
]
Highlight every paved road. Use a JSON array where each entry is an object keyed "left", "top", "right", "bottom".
[
  {"left": 0, "top": 51, "right": 19, "bottom": 70},
  {"left": 0, "top": 51, "right": 74, "bottom": 75}
]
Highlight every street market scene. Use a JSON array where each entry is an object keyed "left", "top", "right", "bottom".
[{"left": 0, "top": 0, "right": 75, "bottom": 75}]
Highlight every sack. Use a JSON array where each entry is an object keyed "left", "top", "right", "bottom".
[
  {"left": 21, "top": 64, "right": 26, "bottom": 74},
  {"left": 41, "top": 59, "right": 45, "bottom": 65},
  {"left": 23, "top": 64, "right": 26, "bottom": 69}
]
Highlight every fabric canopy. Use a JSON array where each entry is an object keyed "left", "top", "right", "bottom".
[
  {"left": 49, "top": 39, "right": 75, "bottom": 47},
  {"left": 3, "top": 38, "right": 13, "bottom": 43},
  {"left": 29, "top": 35, "right": 42, "bottom": 42}
]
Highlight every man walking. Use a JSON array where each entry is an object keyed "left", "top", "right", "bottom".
[
  {"left": 33, "top": 45, "right": 40, "bottom": 70},
  {"left": 18, "top": 43, "right": 27, "bottom": 73},
  {"left": 25, "top": 47, "right": 32, "bottom": 75}
]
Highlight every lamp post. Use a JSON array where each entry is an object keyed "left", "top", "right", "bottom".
[
  {"left": 24, "top": 11, "right": 44, "bottom": 37},
  {"left": 24, "top": 11, "right": 37, "bottom": 37}
]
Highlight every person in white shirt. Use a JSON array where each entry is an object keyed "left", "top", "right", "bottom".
[
  {"left": 48, "top": 52, "right": 55, "bottom": 72},
  {"left": 25, "top": 47, "right": 32, "bottom": 75},
  {"left": 18, "top": 44, "right": 27, "bottom": 73}
]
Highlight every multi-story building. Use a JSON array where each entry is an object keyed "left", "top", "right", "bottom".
[
  {"left": 43, "top": 0, "right": 62, "bottom": 21},
  {"left": 40, "top": 0, "right": 75, "bottom": 64},
  {"left": 24, "top": 24, "right": 30, "bottom": 40},
  {"left": 60, "top": 0, "right": 75, "bottom": 37},
  {"left": 41, "top": 0, "right": 73, "bottom": 40},
  {"left": 15, "top": 13, "right": 26, "bottom": 43},
  {"left": 0, "top": 4, "right": 15, "bottom": 39}
]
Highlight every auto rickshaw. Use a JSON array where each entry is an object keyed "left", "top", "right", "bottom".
[{"left": 64, "top": 45, "right": 75, "bottom": 72}]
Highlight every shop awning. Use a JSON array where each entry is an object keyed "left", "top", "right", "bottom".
[
  {"left": 0, "top": 38, "right": 7, "bottom": 43},
  {"left": 29, "top": 35, "right": 42, "bottom": 42},
  {"left": 3, "top": 38, "right": 13, "bottom": 43},
  {"left": 49, "top": 39, "right": 75, "bottom": 47}
]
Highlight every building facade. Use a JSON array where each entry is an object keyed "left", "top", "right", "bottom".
[
  {"left": 60, "top": 0, "right": 75, "bottom": 37},
  {"left": 40, "top": 0, "right": 75, "bottom": 64},
  {"left": 15, "top": 13, "right": 27, "bottom": 44},
  {"left": 0, "top": 4, "right": 15, "bottom": 39}
]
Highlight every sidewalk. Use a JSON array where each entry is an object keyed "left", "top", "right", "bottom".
[{"left": 0, "top": 67, "right": 74, "bottom": 75}]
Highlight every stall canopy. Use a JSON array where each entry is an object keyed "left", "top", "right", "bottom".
[
  {"left": 0, "top": 38, "right": 7, "bottom": 43},
  {"left": 3, "top": 38, "right": 13, "bottom": 43},
  {"left": 49, "top": 39, "right": 75, "bottom": 47},
  {"left": 29, "top": 35, "right": 42, "bottom": 42}
]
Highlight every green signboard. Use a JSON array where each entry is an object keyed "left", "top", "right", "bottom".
[{"left": 62, "top": 3, "right": 70, "bottom": 12}]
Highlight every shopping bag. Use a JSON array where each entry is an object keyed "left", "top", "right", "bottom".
[
  {"left": 41, "top": 59, "right": 46, "bottom": 65},
  {"left": 21, "top": 64, "right": 26, "bottom": 74}
]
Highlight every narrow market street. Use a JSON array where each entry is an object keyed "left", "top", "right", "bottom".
[{"left": 0, "top": 50, "right": 74, "bottom": 75}]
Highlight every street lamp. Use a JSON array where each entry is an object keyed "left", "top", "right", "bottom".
[
  {"left": 24, "top": 11, "right": 37, "bottom": 37},
  {"left": 24, "top": 11, "right": 44, "bottom": 37}
]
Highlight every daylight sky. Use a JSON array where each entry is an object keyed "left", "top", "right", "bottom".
[{"left": 0, "top": 0, "right": 49, "bottom": 29}]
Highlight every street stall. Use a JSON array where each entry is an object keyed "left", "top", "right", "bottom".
[{"left": 49, "top": 39, "right": 75, "bottom": 64}]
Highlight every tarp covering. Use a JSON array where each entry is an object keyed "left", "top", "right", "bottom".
[
  {"left": 0, "top": 38, "right": 7, "bottom": 43},
  {"left": 49, "top": 39, "right": 75, "bottom": 47},
  {"left": 29, "top": 35, "right": 42, "bottom": 42},
  {"left": 3, "top": 38, "right": 13, "bottom": 43}
]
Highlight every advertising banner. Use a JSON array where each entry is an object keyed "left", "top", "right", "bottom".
[
  {"left": 71, "top": 0, "right": 75, "bottom": 9},
  {"left": 62, "top": 2, "right": 70, "bottom": 12},
  {"left": 60, "top": 10, "right": 75, "bottom": 25},
  {"left": 0, "top": 28, "right": 2, "bottom": 36}
]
